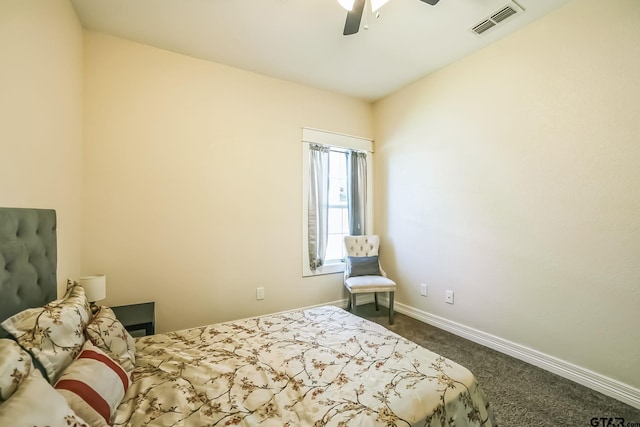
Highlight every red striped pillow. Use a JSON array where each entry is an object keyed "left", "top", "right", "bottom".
[{"left": 54, "top": 341, "right": 130, "bottom": 426}]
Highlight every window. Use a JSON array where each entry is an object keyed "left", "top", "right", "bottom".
[
  {"left": 326, "top": 149, "right": 349, "bottom": 262},
  {"left": 301, "top": 128, "right": 373, "bottom": 277}
]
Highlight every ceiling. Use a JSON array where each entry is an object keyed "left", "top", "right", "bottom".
[{"left": 69, "top": 0, "right": 570, "bottom": 102}]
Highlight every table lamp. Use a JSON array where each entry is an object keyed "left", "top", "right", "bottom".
[{"left": 79, "top": 274, "right": 106, "bottom": 313}]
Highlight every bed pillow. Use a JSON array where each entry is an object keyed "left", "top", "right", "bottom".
[
  {"left": 55, "top": 341, "right": 131, "bottom": 427},
  {"left": 0, "top": 368, "right": 88, "bottom": 427},
  {"left": 346, "top": 255, "right": 381, "bottom": 277},
  {"left": 0, "top": 282, "right": 91, "bottom": 383},
  {"left": 85, "top": 306, "right": 136, "bottom": 372},
  {"left": 0, "top": 339, "right": 33, "bottom": 401}
]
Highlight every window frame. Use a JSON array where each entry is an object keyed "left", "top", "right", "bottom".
[{"left": 301, "top": 127, "right": 373, "bottom": 277}]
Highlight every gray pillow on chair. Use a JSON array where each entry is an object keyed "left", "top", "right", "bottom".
[{"left": 346, "top": 256, "right": 381, "bottom": 277}]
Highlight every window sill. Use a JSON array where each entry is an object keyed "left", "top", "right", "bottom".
[{"left": 302, "top": 261, "right": 345, "bottom": 277}]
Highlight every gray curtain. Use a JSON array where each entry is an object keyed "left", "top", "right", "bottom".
[
  {"left": 347, "top": 150, "right": 367, "bottom": 236},
  {"left": 308, "top": 144, "right": 330, "bottom": 270}
]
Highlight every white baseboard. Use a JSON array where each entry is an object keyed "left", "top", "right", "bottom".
[{"left": 386, "top": 301, "right": 640, "bottom": 409}]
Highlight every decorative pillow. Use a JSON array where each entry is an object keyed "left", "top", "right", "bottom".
[
  {"left": 0, "top": 282, "right": 91, "bottom": 383},
  {"left": 0, "top": 369, "right": 88, "bottom": 427},
  {"left": 0, "top": 339, "right": 33, "bottom": 401},
  {"left": 85, "top": 306, "right": 136, "bottom": 372},
  {"left": 55, "top": 341, "right": 131, "bottom": 427},
  {"left": 346, "top": 255, "right": 381, "bottom": 277}
]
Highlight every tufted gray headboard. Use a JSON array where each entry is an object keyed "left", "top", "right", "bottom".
[{"left": 0, "top": 208, "right": 57, "bottom": 338}]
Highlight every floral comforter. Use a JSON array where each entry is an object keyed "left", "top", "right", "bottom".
[{"left": 113, "top": 306, "right": 495, "bottom": 426}]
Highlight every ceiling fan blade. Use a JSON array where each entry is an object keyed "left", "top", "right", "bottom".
[
  {"left": 343, "top": 0, "right": 365, "bottom": 35},
  {"left": 419, "top": 0, "right": 440, "bottom": 5}
]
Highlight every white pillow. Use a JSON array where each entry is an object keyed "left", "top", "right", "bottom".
[
  {"left": 0, "top": 369, "right": 88, "bottom": 427},
  {"left": 0, "top": 338, "right": 33, "bottom": 401},
  {"left": 85, "top": 306, "right": 136, "bottom": 372},
  {"left": 1, "top": 283, "right": 91, "bottom": 383},
  {"left": 54, "top": 341, "right": 131, "bottom": 426}
]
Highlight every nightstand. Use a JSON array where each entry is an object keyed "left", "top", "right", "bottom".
[{"left": 111, "top": 302, "right": 155, "bottom": 337}]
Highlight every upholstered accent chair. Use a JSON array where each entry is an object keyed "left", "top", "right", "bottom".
[{"left": 343, "top": 235, "right": 396, "bottom": 324}]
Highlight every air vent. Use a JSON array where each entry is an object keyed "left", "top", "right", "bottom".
[
  {"left": 471, "top": 20, "right": 496, "bottom": 35},
  {"left": 470, "top": 1, "right": 524, "bottom": 36},
  {"left": 491, "top": 5, "right": 519, "bottom": 23}
]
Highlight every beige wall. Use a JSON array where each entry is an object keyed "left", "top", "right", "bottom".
[
  {"left": 0, "top": 0, "right": 84, "bottom": 296},
  {"left": 4, "top": 0, "right": 637, "bottom": 401},
  {"left": 82, "top": 32, "right": 373, "bottom": 332},
  {"left": 373, "top": 0, "right": 640, "bottom": 388}
]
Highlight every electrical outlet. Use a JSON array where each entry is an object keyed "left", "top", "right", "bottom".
[
  {"left": 445, "top": 290, "right": 454, "bottom": 304},
  {"left": 420, "top": 283, "right": 428, "bottom": 297},
  {"left": 256, "top": 287, "right": 265, "bottom": 300}
]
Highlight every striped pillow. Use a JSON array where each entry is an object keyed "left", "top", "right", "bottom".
[{"left": 54, "top": 341, "right": 130, "bottom": 426}]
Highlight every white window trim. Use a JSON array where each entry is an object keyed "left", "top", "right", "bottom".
[{"left": 301, "top": 127, "right": 374, "bottom": 277}]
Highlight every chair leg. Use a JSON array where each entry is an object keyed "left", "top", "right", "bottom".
[
  {"left": 346, "top": 293, "right": 352, "bottom": 311},
  {"left": 374, "top": 292, "right": 379, "bottom": 311},
  {"left": 351, "top": 293, "right": 357, "bottom": 315},
  {"left": 389, "top": 291, "right": 395, "bottom": 325}
]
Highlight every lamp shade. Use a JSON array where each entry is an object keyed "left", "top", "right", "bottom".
[{"left": 79, "top": 275, "right": 106, "bottom": 303}]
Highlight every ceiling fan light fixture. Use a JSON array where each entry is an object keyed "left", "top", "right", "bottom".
[
  {"left": 370, "top": 0, "right": 390, "bottom": 12},
  {"left": 337, "top": 0, "right": 355, "bottom": 11},
  {"left": 339, "top": 0, "right": 390, "bottom": 12}
]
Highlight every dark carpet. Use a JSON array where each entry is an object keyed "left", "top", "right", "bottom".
[{"left": 355, "top": 303, "right": 640, "bottom": 426}]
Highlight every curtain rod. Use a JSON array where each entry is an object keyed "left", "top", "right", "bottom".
[{"left": 302, "top": 127, "right": 373, "bottom": 153}]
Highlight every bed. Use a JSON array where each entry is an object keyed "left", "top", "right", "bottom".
[{"left": 0, "top": 207, "right": 496, "bottom": 426}]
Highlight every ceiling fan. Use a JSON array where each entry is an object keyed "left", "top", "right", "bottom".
[{"left": 339, "top": 0, "right": 441, "bottom": 36}]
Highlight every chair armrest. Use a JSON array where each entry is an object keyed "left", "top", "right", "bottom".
[{"left": 379, "top": 263, "right": 388, "bottom": 278}]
